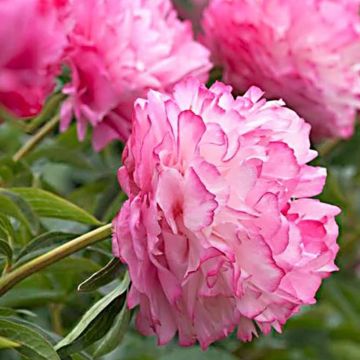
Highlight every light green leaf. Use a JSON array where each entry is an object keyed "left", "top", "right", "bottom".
[
  {"left": 56, "top": 273, "right": 130, "bottom": 357},
  {"left": 0, "top": 335, "right": 20, "bottom": 349},
  {"left": 10, "top": 188, "right": 101, "bottom": 225},
  {"left": 78, "top": 258, "right": 123, "bottom": 292},
  {"left": 0, "top": 318, "right": 60, "bottom": 360}
]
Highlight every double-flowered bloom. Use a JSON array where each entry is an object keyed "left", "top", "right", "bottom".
[
  {"left": 113, "top": 78, "right": 340, "bottom": 349},
  {"left": 203, "top": 0, "right": 360, "bottom": 139},
  {"left": 60, "top": 0, "right": 211, "bottom": 150}
]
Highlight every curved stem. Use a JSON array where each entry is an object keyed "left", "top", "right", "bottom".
[
  {"left": 317, "top": 138, "right": 341, "bottom": 158},
  {"left": 26, "top": 93, "right": 66, "bottom": 133},
  {"left": 12, "top": 114, "right": 60, "bottom": 162},
  {"left": 0, "top": 224, "right": 112, "bottom": 296}
]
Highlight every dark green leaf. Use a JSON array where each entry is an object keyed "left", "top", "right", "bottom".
[
  {"left": 0, "top": 191, "right": 39, "bottom": 234},
  {"left": 56, "top": 273, "right": 130, "bottom": 357},
  {"left": 0, "top": 189, "right": 39, "bottom": 233},
  {"left": 78, "top": 258, "right": 123, "bottom": 292},
  {"left": 0, "top": 214, "right": 15, "bottom": 243},
  {"left": 0, "top": 289, "right": 64, "bottom": 308},
  {"left": 93, "top": 303, "right": 130, "bottom": 357},
  {"left": 0, "top": 307, "right": 17, "bottom": 317},
  {"left": 0, "top": 156, "right": 32, "bottom": 187},
  {"left": 0, "top": 307, "right": 35, "bottom": 318},
  {"left": 0, "top": 317, "right": 60, "bottom": 360},
  {"left": 15, "top": 231, "right": 78, "bottom": 265},
  {"left": 0, "top": 238, "right": 12, "bottom": 265},
  {"left": 10, "top": 188, "right": 101, "bottom": 225},
  {"left": 28, "top": 145, "right": 91, "bottom": 169}
]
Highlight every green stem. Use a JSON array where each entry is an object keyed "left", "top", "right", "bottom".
[
  {"left": 0, "top": 224, "right": 112, "bottom": 296},
  {"left": 26, "top": 93, "right": 66, "bottom": 133},
  {"left": 12, "top": 114, "right": 60, "bottom": 162},
  {"left": 317, "top": 138, "right": 341, "bottom": 158}
]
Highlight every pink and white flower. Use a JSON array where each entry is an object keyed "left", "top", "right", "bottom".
[
  {"left": 0, "top": 0, "right": 67, "bottom": 117},
  {"left": 202, "top": 0, "right": 360, "bottom": 139},
  {"left": 60, "top": 0, "right": 211, "bottom": 150},
  {"left": 113, "top": 78, "right": 340, "bottom": 348}
]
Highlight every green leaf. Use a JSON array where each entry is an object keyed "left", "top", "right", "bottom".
[
  {"left": 0, "top": 214, "right": 15, "bottom": 243},
  {"left": 10, "top": 188, "right": 101, "bottom": 225},
  {"left": 0, "top": 317, "right": 60, "bottom": 360},
  {"left": 0, "top": 238, "right": 12, "bottom": 265},
  {"left": 28, "top": 145, "right": 91, "bottom": 169},
  {"left": 71, "top": 353, "right": 94, "bottom": 360},
  {"left": 0, "top": 189, "right": 40, "bottom": 234},
  {"left": 62, "top": 352, "right": 93, "bottom": 360},
  {"left": 0, "top": 191, "right": 39, "bottom": 234},
  {"left": 0, "top": 307, "right": 17, "bottom": 317},
  {"left": 0, "top": 288, "right": 64, "bottom": 308},
  {"left": 56, "top": 273, "right": 130, "bottom": 357},
  {"left": 0, "top": 307, "right": 35, "bottom": 319},
  {"left": 0, "top": 156, "right": 32, "bottom": 187},
  {"left": 94, "top": 303, "right": 130, "bottom": 357},
  {"left": 15, "top": 231, "right": 78, "bottom": 265},
  {"left": 78, "top": 258, "right": 123, "bottom": 292},
  {"left": 0, "top": 335, "right": 20, "bottom": 349}
]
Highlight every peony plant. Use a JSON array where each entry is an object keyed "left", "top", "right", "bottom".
[{"left": 2, "top": 0, "right": 360, "bottom": 359}]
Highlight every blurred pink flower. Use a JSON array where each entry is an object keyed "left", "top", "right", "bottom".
[
  {"left": 203, "top": 0, "right": 360, "bottom": 139},
  {"left": 0, "top": 0, "right": 67, "bottom": 117},
  {"left": 60, "top": 0, "right": 212, "bottom": 151},
  {"left": 113, "top": 78, "right": 340, "bottom": 348}
]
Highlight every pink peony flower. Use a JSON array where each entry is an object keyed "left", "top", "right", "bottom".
[
  {"left": 0, "top": 0, "right": 67, "bottom": 117},
  {"left": 112, "top": 78, "right": 340, "bottom": 349},
  {"left": 60, "top": 0, "right": 212, "bottom": 151},
  {"left": 202, "top": 0, "right": 360, "bottom": 139},
  {"left": 172, "top": 0, "right": 209, "bottom": 32}
]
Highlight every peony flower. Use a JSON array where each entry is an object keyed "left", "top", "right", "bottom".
[
  {"left": 60, "top": 0, "right": 212, "bottom": 151},
  {"left": 202, "top": 0, "right": 360, "bottom": 139},
  {"left": 112, "top": 78, "right": 340, "bottom": 349},
  {"left": 0, "top": 0, "right": 67, "bottom": 118},
  {"left": 172, "top": 0, "right": 209, "bottom": 32}
]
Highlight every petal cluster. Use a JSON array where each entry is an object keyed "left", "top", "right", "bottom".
[
  {"left": 113, "top": 78, "right": 340, "bottom": 349},
  {"left": 0, "top": 0, "right": 67, "bottom": 117},
  {"left": 60, "top": 0, "right": 212, "bottom": 150},
  {"left": 202, "top": 0, "right": 360, "bottom": 139}
]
